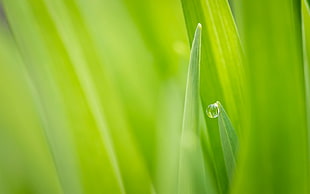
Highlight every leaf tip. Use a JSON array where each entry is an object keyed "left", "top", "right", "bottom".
[
  {"left": 194, "top": 23, "right": 202, "bottom": 42},
  {"left": 197, "top": 23, "right": 202, "bottom": 29}
]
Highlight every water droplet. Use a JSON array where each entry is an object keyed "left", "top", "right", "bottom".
[{"left": 206, "top": 101, "right": 220, "bottom": 118}]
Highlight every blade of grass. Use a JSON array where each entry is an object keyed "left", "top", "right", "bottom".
[
  {"left": 178, "top": 24, "right": 216, "bottom": 194},
  {"left": 2, "top": 0, "right": 132, "bottom": 193},
  {"left": 232, "top": 0, "right": 309, "bottom": 193},
  {"left": 302, "top": 0, "right": 310, "bottom": 150},
  {"left": 216, "top": 102, "right": 238, "bottom": 181},
  {"left": 38, "top": 0, "right": 126, "bottom": 192},
  {"left": 180, "top": 0, "right": 247, "bottom": 193},
  {"left": 2, "top": 1, "right": 86, "bottom": 193},
  {"left": 0, "top": 28, "right": 62, "bottom": 193},
  {"left": 72, "top": 0, "right": 164, "bottom": 191},
  {"left": 302, "top": 0, "right": 310, "bottom": 188},
  {"left": 156, "top": 83, "right": 183, "bottom": 194},
  {"left": 181, "top": 0, "right": 247, "bottom": 132},
  {"left": 40, "top": 0, "right": 155, "bottom": 193}
]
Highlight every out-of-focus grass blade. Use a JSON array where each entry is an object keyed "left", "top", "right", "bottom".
[
  {"left": 216, "top": 102, "right": 238, "bottom": 181},
  {"left": 181, "top": 0, "right": 247, "bottom": 193},
  {"left": 0, "top": 29, "right": 62, "bottom": 193},
  {"left": 156, "top": 83, "right": 183, "bottom": 194},
  {"left": 302, "top": 1, "right": 310, "bottom": 186},
  {"left": 70, "top": 0, "right": 158, "bottom": 185},
  {"left": 3, "top": 1, "right": 86, "bottom": 193},
  {"left": 43, "top": 0, "right": 155, "bottom": 192},
  {"left": 302, "top": 0, "right": 310, "bottom": 155},
  {"left": 39, "top": 0, "right": 126, "bottom": 192},
  {"left": 178, "top": 24, "right": 216, "bottom": 194},
  {"left": 232, "top": 0, "right": 309, "bottom": 193},
  {"left": 3, "top": 0, "right": 157, "bottom": 193}
]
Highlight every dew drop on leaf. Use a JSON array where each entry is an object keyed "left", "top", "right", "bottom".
[{"left": 206, "top": 102, "right": 220, "bottom": 118}]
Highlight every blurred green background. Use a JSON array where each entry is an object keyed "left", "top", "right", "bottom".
[{"left": 0, "top": 0, "right": 309, "bottom": 193}]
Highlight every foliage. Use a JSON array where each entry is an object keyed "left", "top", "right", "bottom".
[{"left": 0, "top": 0, "right": 309, "bottom": 193}]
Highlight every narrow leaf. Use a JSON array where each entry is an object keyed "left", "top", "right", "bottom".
[
  {"left": 178, "top": 24, "right": 216, "bottom": 194},
  {"left": 302, "top": 1, "right": 310, "bottom": 188},
  {"left": 180, "top": 0, "right": 247, "bottom": 193},
  {"left": 216, "top": 102, "right": 238, "bottom": 181},
  {"left": 302, "top": 0, "right": 310, "bottom": 145},
  {"left": 232, "top": 0, "right": 308, "bottom": 193}
]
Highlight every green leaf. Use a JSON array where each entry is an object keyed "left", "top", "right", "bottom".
[
  {"left": 216, "top": 102, "right": 238, "bottom": 181},
  {"left": 302, "top": 0, "right": 310, "bottom": 148},
  {"left": 231, "top": 0, "right": 309, "bottom": 193},
  {"left": 0, "top": 27, "right": 62, "bottom": 194},
  {"left": 181, "top": 0, "right": 247, "bottom": 130},
  {"left": 302, "top": 1, "right": 310, "bottom": 191},
  {"left": 178, "top": 24, "right": 216, "bottom": 194},
  {"left": 2, "top": 0, "right": 154, "bottom": 193},
  {"left": 181, "top": 0, "right": 247, "bottom": 193}
]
